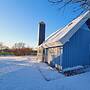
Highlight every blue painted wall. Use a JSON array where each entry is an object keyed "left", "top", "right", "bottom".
[{"left": 62, "top": 23, "right": 90, "bottom": 69}]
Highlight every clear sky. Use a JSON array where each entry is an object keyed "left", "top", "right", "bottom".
[{"left": 0, "top": 0, "right": 83, "bottom": 48}]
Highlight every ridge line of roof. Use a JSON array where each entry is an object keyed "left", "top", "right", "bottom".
[
  {"left": 46, "top": 10, "right": 90, "bottom": 42},
  {"left": 40, "top": 10, "right": 90, "bottom": 48},
  {"left": 45, "top": 11, "right": 88, "bottom": 43}
]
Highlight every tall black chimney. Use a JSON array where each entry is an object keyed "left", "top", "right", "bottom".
[{"left": 38, "top": 21, "right": 45, "bottom": 46}]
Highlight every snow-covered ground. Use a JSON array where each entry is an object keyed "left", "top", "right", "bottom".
[{"left": 0, "top": 56, "right": 90, "bottom": 90}]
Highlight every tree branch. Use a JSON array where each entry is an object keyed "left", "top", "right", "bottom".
[{"left": 48, "top": 0, "right": 90, "bottom": 10}]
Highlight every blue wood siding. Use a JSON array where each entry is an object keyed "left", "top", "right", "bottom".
[{"left": 62, "top": 24, "right": 90, "bottom": 69}]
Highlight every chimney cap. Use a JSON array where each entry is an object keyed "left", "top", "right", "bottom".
[{"left": 39, "top": 21, "right": 45, "bottom": 24}]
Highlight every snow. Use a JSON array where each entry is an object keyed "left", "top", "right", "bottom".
[
  {"left": 0, "top": 56, "right": 90, "bottom": 90},
  {"left": 63, "top": 65, "right": 84, "bottom": 72}
]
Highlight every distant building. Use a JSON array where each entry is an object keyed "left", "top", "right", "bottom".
[{"left": 37, "top": 10, "right": 90, "bottom": 70}]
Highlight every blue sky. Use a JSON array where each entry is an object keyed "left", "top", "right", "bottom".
[{"left": 0, "top": 0, "right": 83, "bottom": 47}]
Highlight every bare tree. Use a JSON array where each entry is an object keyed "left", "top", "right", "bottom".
[
  {"left": 0, "top": 42, "right": 9, "bottom": 51},
  {"left": 12, "top": 42, "right": 25, "bottom": 49},
  {"left": 0, "top": 42, "right": 3, "bottom": 50},
  {"left": 48, "top": 0, "right": 90, "bottom": 11}
]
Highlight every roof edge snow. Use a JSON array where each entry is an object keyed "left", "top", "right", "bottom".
[{"left": 40, "top": 10, "right": 90, "bottom": 48}]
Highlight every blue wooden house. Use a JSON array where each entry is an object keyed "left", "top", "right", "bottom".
[{"left": 37, "top": 11, "right": 90, "bottom": 70}]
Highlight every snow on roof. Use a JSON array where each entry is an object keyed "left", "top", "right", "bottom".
[{"left": 41, "top": 10, "right": 90, "bottom": 48}]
